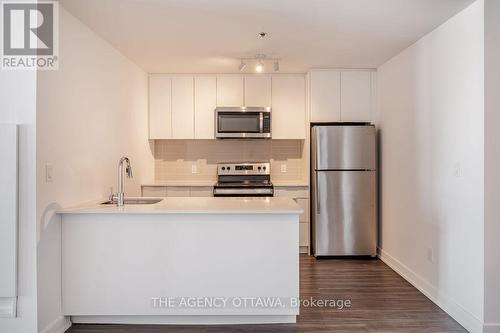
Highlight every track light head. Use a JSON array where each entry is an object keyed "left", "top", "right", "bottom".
[
  {"left": 255, "top": 60, "right": 264, "bottom": 73},
  {"left": 238, "top": 60, "right": 246, "bottom": 71},
  {"left": 273, "top": 60, "right": 279, "bottom": 72}
]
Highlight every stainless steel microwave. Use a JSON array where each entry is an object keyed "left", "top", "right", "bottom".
[{"left": 215, "top": 107, "right": 271, "bottom": 139}]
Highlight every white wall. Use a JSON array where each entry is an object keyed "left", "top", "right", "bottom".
[
  {"left": 0, "top": 72, "right": 38, "bottom": 332},
  {"left": 484, "top": 0, "right": 500, "bottom": 331},
  {"left": 377, "top": 1, "right": 484, "bottom": 332},
  {"left": 36, "top": 7, "right": 153, "bottom": 333}
]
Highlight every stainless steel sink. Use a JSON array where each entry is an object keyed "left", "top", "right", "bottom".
[{"left": 100, "top": 198, "right": 163, "bottom": 205}]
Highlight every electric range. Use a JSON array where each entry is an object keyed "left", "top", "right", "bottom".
[{"left": 213, "top": 162, "right": 274, "bottom": 197}]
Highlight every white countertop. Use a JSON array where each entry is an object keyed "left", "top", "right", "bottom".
[
  {"left": 58, "top": 197, "right": 303, "bottom": 215},
  {"left": 142, "top": 180, "right": 309, "bottom": 187}
]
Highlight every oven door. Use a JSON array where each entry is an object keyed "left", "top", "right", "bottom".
[{"left": 215, "top": 109, "right": 271, "bottom": 139}]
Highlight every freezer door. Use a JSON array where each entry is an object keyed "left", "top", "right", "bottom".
[
  {"left": 311, "top": 170, "right": 377, "bottom": 256},
  {"left": 311, "top": 125, "right": 376, "bottom": 170}
]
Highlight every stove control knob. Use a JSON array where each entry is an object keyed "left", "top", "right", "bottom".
[
  {"left": 222, "top": 167, "right": 226, "bottom": 171},
  {"left": 263, "top": 166, "right": 267, "bottom": 170},
  {"left": 258, "top": 166, "right": 262, "bottom": 171},
  {"left": 227, "top": 166, "right": 231, "bottom": 170}
]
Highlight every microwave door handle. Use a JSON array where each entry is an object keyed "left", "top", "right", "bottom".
[{"left": 259, "top": 113, "right": 264, "bottom": 133}]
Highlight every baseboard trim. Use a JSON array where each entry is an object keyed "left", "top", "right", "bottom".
[
  {"left": 378, "top": 248, "right": 483, "bottom": 333},
  {"left": 40, "top": 315, "right": 71, "bottom": 333},
  {"left": 484, "top": 323, "right": 500, "bottom": 333},
  {"left": 70, "top": 315, "right": 296, "bottom": 325}
]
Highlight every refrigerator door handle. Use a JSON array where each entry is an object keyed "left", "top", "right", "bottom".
[{"left": 315, "top": 172, "right": 320, "bottom": 214}]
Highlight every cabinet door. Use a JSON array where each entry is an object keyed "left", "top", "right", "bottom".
[
  {"left": 341, "top": 71, "right": 372, "bottom": 122},
  {"left": 171, "top": 76, "right": 194, "bottom": 139},
  {"left": 194, "top": 76, "right": 217, "bottom": 139},
  {"left": 295, "top": 198, "right": 309, "bottom": 222},
  {"left": 309, "top": 71, "right": 341, "bottom": 122},
  {"left": 216, "top": 75, "right": 244, "bottom": 107},
  {"left": 272, "top": 75, "right": 306, "bottom": 139},
  {"left": 244, "top": 76, "right": 271, "bottom": 107},
  {"left": 149, "top": 76, "right": 172, "bottom": 139},
  {"left": 166, "top": 186, "right": 190, "bottom": 197},
  {"left": 190, "top": 187, "right": 213, "bottom": 197},
  {"left": 142, "top": 186, "right": 167, "bottom": 197},
  {"left": 299, "top": 222, "right": 309, "bottom": 247}
]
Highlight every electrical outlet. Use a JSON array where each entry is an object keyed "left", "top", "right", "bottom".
[
  {"left": 191, "top": 164, "right": 198, "bottom": 174},
  {"left": 280, "top": 164, "right": 287, "bottom": 173},
  {"left": 427, "top": 247, "right": 434, "bottom": 263},
  {"left": 45, "top": 163, "right": 54, "bottom": 182}
]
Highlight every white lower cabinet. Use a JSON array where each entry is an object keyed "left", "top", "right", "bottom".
[
  {"left": 274, "top": 186, "right": 310, "bottom": 253},
  {"left": 142, "top": 186, "right": 167, "bottom": 197},
  {"left": 166, "top": 186, "right": 190, "bottom": 197},
  {"left": 142, "top": 185, "right": 213, "bottom": 198},
  {"left": 189, "top": 187, "right": 213, "bottom": 197},
  {"left": 142, "top": 184, "right": 310, "bottom": 252},
  {"left": 299, "top": 223, "right": 309, "bottom": 247}
]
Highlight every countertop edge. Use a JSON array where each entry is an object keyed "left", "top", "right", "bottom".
[
  {"left": 57, "top": 197, "right": 304, "bottom": 215},
  {"left": 141, "top": 183, "right": 310, "bottom": 187},
  {"left": 58, "top": 210, "right": 303, "bottom": 215}
]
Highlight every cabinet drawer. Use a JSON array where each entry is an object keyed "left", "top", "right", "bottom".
[
  {"left": 295, "top": 198, "right": 309, "bottom": 222},
  {"left": 166, "top": 186, "right": 190, "bottom": 197},
  {"left": 274, "top": 187, "right": 309, "bottom": 198},
  {"left": 190, "top": 187, "right": 213, "bottom": 197},
  {"left": 299, "top": 222, "right": 309, "bottom": 247},
  {"left": 142, "top": 186, "right": 167, "bottom": 197}
]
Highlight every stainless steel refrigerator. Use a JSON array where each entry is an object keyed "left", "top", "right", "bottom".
[{"left": 311, "top": 124, "right": 377, "bottom": 257}]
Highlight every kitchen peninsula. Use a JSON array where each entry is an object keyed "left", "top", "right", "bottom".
[{"left": 58, "top": 197, "right": 302, "bottom": 325}]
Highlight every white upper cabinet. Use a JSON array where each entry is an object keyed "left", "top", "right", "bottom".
[
  {"left": 244, "top": 76, "right": 272, "bottom": 107},
  {"left": 271, "top": 75, "right": 306, "bottom": 139},
  {"left": 216, "top": 75, "right": 244, "bottom": 107},
  {"left": 150, "top": 74, "right": 309, "bottom": 140},
  {"left": 309, "top": 70, "right": 341, "bottom": 122},
  {"left": 149, "top": 75, "right": 172, "bottom": 139},
  {"left": 340, "top": 71, "right": 372, "bottom": 122},
  {"left": 308, "top": 70, "right": 373, "bottom": 123},
  {"left": 194, "top": 76, "right": 216, "bottom": 139},
  {"left": 171, "top": 76, "right": 194, "bottom": 139}
]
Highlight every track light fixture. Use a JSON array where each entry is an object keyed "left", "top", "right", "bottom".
[{"left": 237, "top": 55, "right": 280, "bottom": 73}]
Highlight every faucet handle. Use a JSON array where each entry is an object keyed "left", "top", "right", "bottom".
[{"left": 126, "top": 165, "right": 133, "bottom": 178}]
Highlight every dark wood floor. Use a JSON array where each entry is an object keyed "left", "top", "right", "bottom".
[{"left": 66, "top": 255, "right": 467, "bottom": 333}]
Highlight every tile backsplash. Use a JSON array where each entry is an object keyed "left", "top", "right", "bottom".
[{"left": 154, "top": 140, "right": 307, "bottom": 183}]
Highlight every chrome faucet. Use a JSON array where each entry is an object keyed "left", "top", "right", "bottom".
[{"left": 110, "top": 157, "right": 133, "bottom": 206}]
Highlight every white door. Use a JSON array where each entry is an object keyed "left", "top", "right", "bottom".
[
  {"left": 171, "top": 76, "right": 194, "bottom": 139},
  {"left": 271, "top": 75, "right": 306, "bottom": 139},
  {"left": 194, "top": 76, "right": 217, "bottom": 139},
  {"left": 341, "top": 71, "right": 372, "bottom": 122},
  {"left": 216, "top": 75, "right": 244, "bottom": 107},
  {"left": 309, "top": 70, "right": 341, "bottom": 122},
  {"left": 244, "top": 76, "right": 271, "bottom": 107},
  {"left": 149, "top": 75, "right": 172, "bottom": 139}
]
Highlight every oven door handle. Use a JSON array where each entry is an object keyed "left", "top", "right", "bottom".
[{"left": 213, "top": 187, "right": 274, "bottom": 196}]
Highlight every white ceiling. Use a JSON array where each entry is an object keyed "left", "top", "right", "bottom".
[{"left": 60, "top": 0, "right": 475, "bottom": 73}]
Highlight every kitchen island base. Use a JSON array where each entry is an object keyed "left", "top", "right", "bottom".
[{"left": 61, "top": 198, "right": 301, "bottom": 325}]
